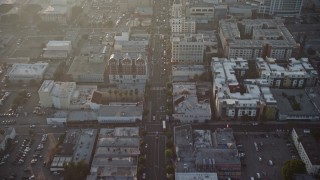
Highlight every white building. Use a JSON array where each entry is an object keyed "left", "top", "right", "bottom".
[
  {"left": 171, "top": 34, "right": 205, "bottom": 64},
  {"left": 43, "top": 41, "right": 72, "bottom": 59},
  {"left": 171, "top": 18, "right": 196, "bottom": 34},
  {"left": 291, "top": 128, "right": 320, "bottom": 176},
  {"left": 39, "top": 5, "right": 69, "bottom": 24},
  {"left": 256, "top": 57, "right": 318, "bottom": 88},
  {"left": 172, "top": 82, "right": 211, "bottom": 123},
  {"left": 211, "top": 57, "right": 275, "bottom": 120},
  {"left": 259, "top": 0, "right": 304, "bottom": 17},
  {"left": 7, "top": 63, "right": 49, "bottom": 83},
  {"left": 38, "top": 80, "right": 97, "bottom": 110},
  {"left": 172, "top": 2, "right": 184, "bottom": 18},
  {"left": 0, "top": 127, "right": 16, "bottom": 151}
]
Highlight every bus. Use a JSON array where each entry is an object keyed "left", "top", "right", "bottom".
[{"left": 162, "top": 120, "right": 166, "bottom": 131}]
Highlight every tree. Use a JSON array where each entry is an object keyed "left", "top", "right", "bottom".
[
  {"left": 63, "top": 160, "right": 89, "bottom": 180},
  {"left": 138, "top": 156, "right": 145, "bottom": 164},
  {"left": 165, "top": 149, "right": 174, "bottom": 159},
  {"left": 281, "top": 159, "right": 306, "bottom": 180},
  {"left": 141, "top": 130, "right": 147, "bottom": 137},
  {"left": 166, "top": 165, "right": 175, "bottom": 175}
]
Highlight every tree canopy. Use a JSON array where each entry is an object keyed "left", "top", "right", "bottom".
[
  {"left": 63, "top": 160, "right": 89, "bottom": 180},
  {"left": 281, "top": 159, "right": 306, "bottom": 180}
]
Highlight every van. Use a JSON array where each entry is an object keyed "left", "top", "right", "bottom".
[
  {"left": 153, "top": 115, "right": 156, "bottom": 121},
  {"left": 251, "top": 177, "right": 255, "bottom": 180},
  {"left": 256, "top": 173, "right": 261, "bottom": 179},
  {"left": 268, "top": 160, "right": 273, "bottom": 166}
]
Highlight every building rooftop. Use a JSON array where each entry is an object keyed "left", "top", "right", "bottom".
[
  {"left": 97, "top": 104, "right": 143, "bottom": 118},
  {"left": 8, "top": 63, "right": 48, "bottom": 76},
  {"left": 62, "top": 129, "right": 97, "bottom": 163},
  {"left": 47, "top": 40, "right": 71, "bottom": 47},
  {"left": 294, "top": 128, "right": 320, "bottom": 165},
  {"left": 173, "top": 82, "right": 211, "bottom": 116},
  {"left": 67, "top": 54, "right": 108, "bottom": 76},
  {"left": 40, "top": 5, "right": 67, "bottom": 14},
  {"left": 175, "top": 172, "right": 218, "bottom": 180},
  {"left": 68, "top": 111, "right": 97, "bottom": 121},
  {"left": 172, "top": 34, "right": 204, "bottom": 43},
  {"left": 271, "top": 89, "right": 319, "bottom": 116},
  {"left": 213, "top": 128, "right": 236, "bottom": 149}
]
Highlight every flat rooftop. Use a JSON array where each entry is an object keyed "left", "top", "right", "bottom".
[
  {"left": 271, "top": 89, "right": 319, "bottom": 116},
  {"left": 294, "top": 128, "right": 320, "bottom": 165},
  {"left": 97, "top": 104, "right": 143, "bottom": 118},
  {"left": 175, "top": 172, "right": 218, "bottom": 180},
  {"left": 8, "top": 63, "right": 48, "bottom": 76},
  {"left": 67, "top": 55, "right": 108, "bottom": 76}
]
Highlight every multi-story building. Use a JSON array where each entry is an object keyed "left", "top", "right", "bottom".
[
  {"left": 171, "top": 17, "right": 196, "bottom": 34},
  {"left": 39, "top": 5, "right": 69, "bottom": 25},
  {"left": 211, "top": 57, "right": 276, "bottom": 120},
  {"left": 107, "top": 52, "right": 148, "bottom": 84},
  {"left": 67, "top": 45, "right": 111, "bottom": 83},
  {"left": 38, "top": 80, "right": 97, "bottom": 110},
  {"left": 172, "top": 65, "right": 206, "bottom": 82},
  {"left": 172, "top": 1, "right": 184, "bottom": 18},
  {"left": 174, "top": 125, "right": 241, "bottom": 180},
  {"left": 256, "top": 57, "right": 318, "bottom": 88},
  {"left": 43, "top": 41, "right": 72, "bottom": 59},
  {"left": 87, "top": 127, "right": 140, "bottom": 180},
  {"left": 291, "top": 128, "right": 320, "bottom": 176},
  {"left": 171, "top": 34, "right": 205, "bottom": 64},
  {"left": 50, "top": 129, "right": 97, "bottom": 172},
  {"left": 7, "top": 63, "right": 49, "bottom": 83},
  {"left": 219, "top": 19, "right": 300, "bottom": 60},
  {"left": 259, "top": 0, "right": 304, "bottom": 17},
  {"left": 172, "top": 82, "right": 211, "bottom": 123}
]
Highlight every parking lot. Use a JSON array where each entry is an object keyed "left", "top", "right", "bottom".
[
  {"left": 0, "top": 133, "right": 62, "bottom": 180},
  {"left": 235, "top": 131, "right": 297, "bottom": 179}
]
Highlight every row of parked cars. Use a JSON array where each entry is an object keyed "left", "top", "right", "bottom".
[
  {"left": 12, "top": 138, "right": 33, "bottom": 165},
  {"left": 31, "top": 134, "right": 47, "bottom": 165},
  {"left": 1, "top": 120, "right": 16, "bottom": 125}
]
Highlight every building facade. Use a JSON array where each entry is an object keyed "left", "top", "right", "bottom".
[
  {"left": 171, "top": 34, "right": 205, "bottom": 64},
  {"left": 259, "top": 0, "right": 304, "bottom": 17}
]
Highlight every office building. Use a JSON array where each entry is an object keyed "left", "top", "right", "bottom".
[
  {"left": 7, "top": 63, "right": 49, "bottom": 83},
  {"left": 259, "top": 0, "right": 304, "bottom": 17},
  {"left": 171, "top": 34, "right": 205, "bottom": 64}
]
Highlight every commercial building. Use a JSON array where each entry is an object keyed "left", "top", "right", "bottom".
[
  {"left": 256, "top": 57, "right": 318, "bottom": 89},
  {"left": 7, "top": 63, "right": 49, "bottom": 83},
  {"left": 171, "top": 34, "right": 205, "bottom": 64},
  {"left": 174, "top": 125, "right": 241, "bottom": 179},
  {"left": 87, "top": 127, "right": 140, "bottom": 180},
  {"left": 0, "top": 127, "right": 16, "bottom": 151},
  {"left": 50, "top": 129, "right": 97, "bottom": 172},
  {"left": 107, "top": 52, "right": 148, "bottom": 84},
  {"left": 291, "top": 128, "right": 320, "bottom": 176},
  {"left": 38, "top": 80, "right": 97, "bottom": 110},
  {"left": 258, "top": 0, "right": 304, "bottom": 17},
  {"left": 172, "top": 82, "right": 211, "bottom": 123},
  {"left": 67, "top": 45, "right": 111, "bottom": 83},
  {"left": 171, "top": 18, "right": 196, "bottom": 34},
  {"left": 43, "top": 41, "right": 72, "bottom": 59},
  {"left": 39, "top": 5, "right": 69, "bottom": 24},
  {"left": 97, "top": 103, "right": 143, "bottom": 123},
  {"left": 211, "top": 57, "right": 277, "bottom": 120},
  {"left": 219, "top": 19, "right": 300, "bottom": 60}
]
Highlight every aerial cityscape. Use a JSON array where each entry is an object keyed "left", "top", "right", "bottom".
[{"left": 0, "top": 0, "right": 320, "bottom": 179}]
